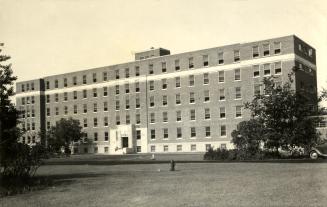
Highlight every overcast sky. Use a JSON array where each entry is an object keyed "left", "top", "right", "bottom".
[{"left": 1, "top": 0, "right": 327, "bottom": 105}]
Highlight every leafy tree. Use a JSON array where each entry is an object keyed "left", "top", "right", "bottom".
[
  {"left": 0, "top": 43, "right": 19, "bottom": 166},
  {"left": 233, "top": 70, "right": 323, "bottom": 154},
  {"left": 46, "top": 117, "right": 84, "bottom": 154}
]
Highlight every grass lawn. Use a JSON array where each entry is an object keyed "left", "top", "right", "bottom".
[{"left": 1, "top": 162, "right": 327, "bottom": 207}]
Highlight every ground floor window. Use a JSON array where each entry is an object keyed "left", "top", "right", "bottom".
[
  {"left": 94, "top": 147, "right": 98, "bottom": 153},
  {"left": 151, "top": 145, "right": 156, "bottom": 152},
  {"left": 164, "top": 145, "right": 168, "bottom": 152},
  {"left": 104, "top": 147, "right": 109, "bottom": 153},
  {"left": 191, "top": 144, "right": 196, "bottom": 151},
  {"left": 136, "top": 146, "right": 141, "bottom": 152},
  {"left": 220, "top": 144, "right": 227, "bottom": 149},
  {"left": 205, "top": 144, "right": 211, "bottom": 151},
  {"left": 177, "top": 145, "right": 182, "bottom": 152}
]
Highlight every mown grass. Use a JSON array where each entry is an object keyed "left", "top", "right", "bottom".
[{"left": 1, "top": 162, "right": 327, "bottom": 207}]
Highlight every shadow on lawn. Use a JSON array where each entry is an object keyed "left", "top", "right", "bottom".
[{"left": 0, "top": 172, "right": 107, "bottom": 197}]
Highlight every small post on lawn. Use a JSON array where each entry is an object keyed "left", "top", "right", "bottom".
[{"left": 170, "top": 160, "right": 175, "bottom": 171}]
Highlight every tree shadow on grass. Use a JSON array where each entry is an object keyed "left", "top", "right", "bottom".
[{"left": 0, "top": 172, "right": 108, "bottom": 197}]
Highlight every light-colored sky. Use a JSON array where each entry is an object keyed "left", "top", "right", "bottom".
[{"left": 1, "top": 0, "right": 327, "bottom": 105}]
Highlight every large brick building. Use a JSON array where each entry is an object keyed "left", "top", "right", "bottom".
[{"left": 15, "top": 35, "right": 317, "bottom": 154}]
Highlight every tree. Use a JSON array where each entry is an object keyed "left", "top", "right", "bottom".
[
  {"left": 0, "top": 43, "right": 19, "bottom": 166},
  {"left": 46, "top": 117, "right": 84, "bottom": 154},
  {"left": 233, "top": 70, "right": 323, "bottom": 154}
]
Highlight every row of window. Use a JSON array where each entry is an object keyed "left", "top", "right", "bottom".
[
  {"left": 21, "top": 82, "right": 35, "bottom": 92},
  {"left": 149, "top": 125, "right": 227, "bottom": 140},
  {"left": 33, "top": 48, "right": 283, "bottom": 91},
  {"left": 149, "top": 143, "right": 227, "bottom": 153}
]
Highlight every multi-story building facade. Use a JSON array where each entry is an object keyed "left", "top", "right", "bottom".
[{"left": 15, "top": 35, "right": 317, "bottom": 154}]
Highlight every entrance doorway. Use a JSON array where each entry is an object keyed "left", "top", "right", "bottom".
[{"left": 122, "top": 137, "right": 129, "bottom": 148}]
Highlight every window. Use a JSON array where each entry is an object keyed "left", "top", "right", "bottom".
[
  {"left": 191, "top": 127, "right": 196, "bottom": 138},
  {"left": 103, "top": 87, "right": 108, "bottom": 96},
  {"left": 175, "top": 59, "right": 180, "bottom": 71},
  {"left": 189, "top": 92, "right": 195, "bottom": 103},
  {"left": 254, "top": 84, "right": 261, "bottom": 96},
  {"left": 46, "top": 81, "right": 50, "bottom": 89},
  {"left": 93, "top": 118, "right": 98, "bottom": 127},
  {"left": 234, "top": 50, "right": 240, "bottom": 62},
  {"left": 150, "top": 113, "right": 155, "bottom": 124},
  {"left": 151, "top": 145, "right": 156, "bottom": 152},
  {"left": 253, "top": 65, "right": 260, "bottom": 77},
  {"left": 221, "top": 125, "right": 226, "bottom": 136},
  {"left": 263, "top": 43, "right": 270, "bottom": 56},
  {"left": 31, "top": 83, "right": 34, "bottom": 90},
  {"left": 104, "top": 147, "right": 109, "bottom": 153},
  {"left": 104, "top": 132, "right": 109, "bottom": 141},
  {"left": 175, "top": 77, "right": 181, "bottom": 88},
  {"left": 64, "top": 106, "right": 68, "bottom": 115},
  {"left": 220, "top": 107, "right": 226, "bottom": 118},
  {"left": 83, "top": 119, "right": 87, "bottom": 127},
  {"left": 46, "top": 108, "right": 50, "bottom": 116},
  {"left": 94, "top": 132, "right": 98, "bottom": 141},
  {"left": 176, "top": 94, "right": 181, "bottom": 105},
  {"left": 162, "top": 79, "right": 167, "bottom": 89},
  {"left": 188, "top": 57, "right": 194, "bottom": 68},
  {"left": 104, "top": 117, "right": 108, "bottom": 126},
  {"left": 136, "top": 113, "right": 140, "bottom": 124},
  {"left": 64, "top": 92, "right": 68, "bottom": 101},
  {"left": 163, "top": 112, "right": 168, "bottom": 123},
  {"left": 149, "top": 64, "right": 154, "bottom": 74},
  {"left": 115, "top": 85, "right": 120, "bottom": 95},
  {"left": 125, "top": 68, "right": 130, "bottom": 78},
  {"left": 83, "top": 104, "right": 87, "bottom": 113},
  {"left": 164, "top": 145, "right": 168, "bottom": 152},
  {"left": 31, "top": 96, "right": 35, "bottom": 104},
  {"left": 204, "top": 90, "right": 210, "bottom": 102},
  {"left": 55, "top": 94, "right": 59, "bottom": 102},
  {"left": 219, "top": 88, "right": 225, "bottom": 101},
  {"left": 93, "top": 88, "right": 97, "bottom": 97},
  {"left": 177, "top": 145, "right": 182, "bottom": 152},
  {"left": 73, "top": 91, "right": 77, "bottom": 99},
  {"left": 274, "top": 62, "right": 282, "bottom": 74},
  {"left": 235, "top": 87, "right": 242, "bottom": 99},
  {"left": 103, "top": 72, "right": 108, "bottom": 81},
  {"left": 162, "top": 95, "right": 168, "bottom": 106},
  {"left": 126, "top": 113, "right": 130, "bottom": 124},
  {"left": 203, "top": 55, "right": 209, "bottom": 66},
  {"left": 253, "top": 46, "right": 259, "bottom": 58},
  {"left": 73, "top": 77, "right": 77, "bottom": 85},
  {"left": 236, "top": 106, "right": 242, "bottom": 118},
  {"left": 151, "top": 129, "right": 156, "bottom": 139},
  {"left": 135, "top": 95, "right": 140, "bottom": 108},
  {"left": 163, "top": 128, "right": 168, "bottom": 139},
  {"left": 64, "top": 78, "right": 67, "bottom": 87},
  {"left": 203, "top": 73, "right": 209, "bottom": 84},
  {"left": 55, "top": 80, "right": 59, "bottom": 88},
  {"left": 93, "top": 73, "right": 97, "bottom": 82},
  {"left": 21, "top": 97, "right": 25, "bottom": 105},
  {"left": 83, "top": 75, "right": 87, "bottom": 84},
  {"left": 83, "top": 90, "right": 87, "bottom": 98},
  {"left": 189, "top": 75, "right": 195, "bottom": 86},
  {"left": 136, "top": 130, "right": 141, "bottom": 140},
  {"left": 176, "top": 111, "right": 181, "bottom": 122},
  {"left": 264, "top": 63, "right": 271, "bottom": 76},
  {"left": 205, "top": 108, "right": 210, "bottom": 119},
  {"left": 150, "top": 96, "right": 155, "bottom": 107},
  {"left": 134, "top": 82, "right": 140, "bottom": 92},
  {"left": 162, "top": 62, "right": 167, "bottom": 73},
  {"left": 22, "top": 84, "right": 25, "bottom": 92},
  {"left": 115, "top": 100, "right": 120, "bottom": 110},
  {"left": 173, "top": 127, "right": 181, "bottom": 140},
  {"left": 93, "top": 103, "right": 98, "bottom": 112},
  {"left": 308, "top": 48, "right": 313, "bottom": 57},
  {"left": 116, "top": 115, "right": 120, "bottom": 125},
  {"left": 206, "top": 144, "right": 211, "bottom": 151},
  {"left": 46, "top": 95, "right": 50, "bottom": 103},
  {"left": 115, "top": 69, "right": 120, "bottom": 79},
  {"left": 104, "top": 102, "right": 108, "bottom": 111},
  {"left": 218, "top": 52, "right": 224, "bottom": 64},
  {"left": 221, "top": 144, "right": 227, "bottom": 150},
  {"left": 125, "top": 83, "right": 130, "bottom": 93},
  {"left": 274, "top": 42, "right": 281, "bottom": 54},
  {"left": 73, "top": 105, "right": 77, "bottom": 114},
  {"left": 190, "top": 109, "right": 196, "bottom": 121},
  {"left": 205, "top": 126, "right": 211, "bottom": 137},
  {"left": 125, "top": 98, "right": 130, "bottom": 109},
  {"left": 135, "top": 66, "right": 140, "bottom": 76},
  {"left": 234, "top": 69, "right": 241, "bottom": 81},
  {"left": 149, "top": 81, "right": 154, "bottom": 91},
  {"left": 218, "top": 71, "right": 224, "bottom": 83}
]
